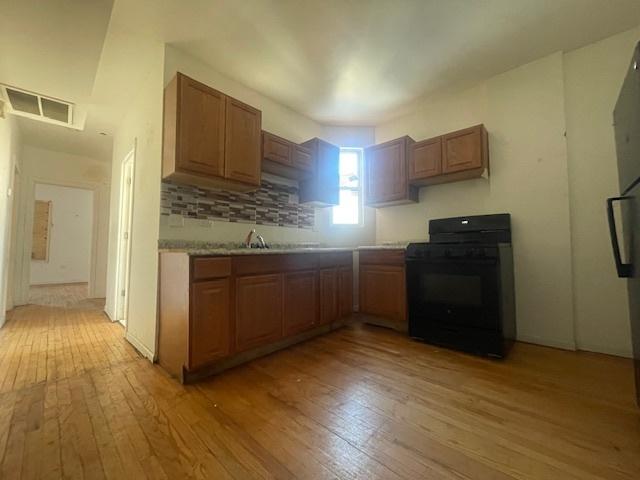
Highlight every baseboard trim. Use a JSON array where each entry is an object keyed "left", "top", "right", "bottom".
[
  {"left": 125, "top": 331, "right": 155, "bottom": 361},
  {"left": 576, "top": 343, "right": 632, "bottom": 359},
  {"left": 517, "top": 334, "right": 576, "bottom": 351}
]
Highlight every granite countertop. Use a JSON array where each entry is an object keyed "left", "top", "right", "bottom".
[
  {"left": 356, "top": 244, "right": 409, "bottom": 251},
  {"left": 158, "top": 240, "right": 414, "bottom": 256},
  {"left": 158, "top": 239, "right": 353, "bottom": 256}
]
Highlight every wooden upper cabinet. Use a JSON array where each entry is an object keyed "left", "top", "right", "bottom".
[
  {"left": 319, "top": 268, "right": 339, "bottom": 325},
  {"left": 283, "top": 270, "right": 318, "bottom": 337},
  {"left": 163, "top": 72, "right": 261, "bottom": 192},
  {"left": 224, "top": 96, "right": 262, "bottom": 186},
  {"left": 410, "top": 136, "right": 442, "bottom": 183},
  {"left": 261, "top": 131, "right": 315, "bottom": 180},
  {"left": 169, "top": 73, "right": 226, "bottom": 177},
  {"left": 365, "top": 136, "right": 418, "bottom": 207},
  {"left": 442, "top": 125, "right": 486, "bottom": 174},
  {"left": 189, "top": 279, "right": 231, "bottom": 369},
  {"left": 235, "top": 274, "right": 283, "bottom": 352},
  {"left": 293, "top": 145, "right": 314, "bottom": 173},
  {"left": 263, "top": 131, "right": 292, "bottom": 166},
  {"left": 299, "top": 138, "right": 339, "bottom": 206}
]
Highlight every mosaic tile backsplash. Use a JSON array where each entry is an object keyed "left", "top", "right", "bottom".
[{"left": 160, "top": 180, "right": 315, "bottom": 229}]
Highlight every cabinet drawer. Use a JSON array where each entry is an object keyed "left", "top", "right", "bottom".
[
  {"left": 317, "top": 252, "right": 352, "bottom": 268},
  {"left": 359, "top": 249, "right": 405, "bottom": 266},
  {"left": 192, "top": 257, "right": 232, "bottom": 280}
]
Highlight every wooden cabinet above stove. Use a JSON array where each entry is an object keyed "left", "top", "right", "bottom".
[{"left": 364, "top": 124, "right": 489, "bottom": 207}]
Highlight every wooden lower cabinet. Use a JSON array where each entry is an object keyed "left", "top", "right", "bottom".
[
  {"left": 359, "top": 250, "right": 407, "bottom": 330},
  {"left": 235, "top": 274, "right": 283, "bottom": 352},
  {"left": 283, "top": 270, "right": 318, "bottom": 336},
  {"left": 320, "top": 268, "right": 339, "bottom": 325},
  {"left": 158, "top": 251, "right": 353, "bottom": 383},
  {"left": 338, "top": 266, "right": 353, "bottom": 318},
  {"left": 190, "top": 279, "right": 231, "bottom": 369}
]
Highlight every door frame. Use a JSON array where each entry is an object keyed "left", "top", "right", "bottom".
[
  {"left": 16, "top": 178, "right": 101, "bottom": 304},
  {"left": 113, "top": 148, "right": 136, "bottom": 327}
]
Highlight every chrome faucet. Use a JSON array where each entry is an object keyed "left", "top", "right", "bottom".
[
  {"left": 244, "top": 229, "right": 256, "bottom": 248},
  {"left": 256, "top": 233, "right": 267, "bottom": 248},
  {"left": 244, "top": 229, "right": 267, "bottom": 248}
]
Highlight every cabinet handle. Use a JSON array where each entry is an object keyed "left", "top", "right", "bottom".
[{"left": 606, "top": 196, "right": 632, "bottom": 278}]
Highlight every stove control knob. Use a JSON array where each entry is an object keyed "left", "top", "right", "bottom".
[
  {"left": 444, "top": 249, "right": 452, "bottom": 257},
  {"left": 465, "top": 248, "right": 474, "bottom": 257}
]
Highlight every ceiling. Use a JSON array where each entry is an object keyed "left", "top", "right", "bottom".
[
  {"left": 1, "top": 0, "right": 640, "bottom": 160},
  {"left": 113, "top": 0, "right": 640, "bottom": 124}
]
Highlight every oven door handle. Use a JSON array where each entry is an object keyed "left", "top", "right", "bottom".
[{"left": 606, "top": 196, "right": 632, "bottom": 278}]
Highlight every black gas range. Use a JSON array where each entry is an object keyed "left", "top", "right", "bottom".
[{"left": 406, "top": 214, "right": 516, "bottom": 358}]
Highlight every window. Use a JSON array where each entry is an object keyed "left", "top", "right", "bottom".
[{"left": 332, "top": 147, "right": 363, "bottom": 225}]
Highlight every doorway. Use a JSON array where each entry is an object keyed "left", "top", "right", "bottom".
[
  {"left": 114, "top": 149, "right": 135, "bottom": 326},
  {"left": 28, "top": 183, "right": 96, "bottom": 308}
]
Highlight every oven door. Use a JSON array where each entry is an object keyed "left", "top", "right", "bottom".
[{"left": 406, "top": 256, "right": 500, "bottom": 338}]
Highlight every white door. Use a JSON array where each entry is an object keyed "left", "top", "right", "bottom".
[{"left": 115, "top": 150, "right": 135, "bottom": 326}]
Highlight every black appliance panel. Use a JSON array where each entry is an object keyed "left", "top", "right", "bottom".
[
  {"left": 429, "top": 214, "right": 511, "bottom": 244},
  {"left": 407, "top": 255, "right": 501, "bottom": 333},
  {"left": 613, "top": 42, "right": 640, "bottom": 194}
]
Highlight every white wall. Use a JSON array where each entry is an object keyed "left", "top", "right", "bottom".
[
  {"left": 376, "top": 53, "right": 576, "bottom": 351},
  {"left": 563, "top": 27, "right": 640, "bottom": 357},
  {"left": 0, "top": 114, "right": 21, "bottom": 326},
  {"left": 30, "top": 184, "right": 93, "bottom": 285},
  {"left": 160, "top": 48, "right": 378, "bottom": 248},
  {"left": 13, "top": 146, "right": 110, "bottom": 304},
  {"left": 374, "top": 27, "right": 640, "bottom": 356},
  {"left": 105, "top": 41, "right": 165, "bottom": 359}
]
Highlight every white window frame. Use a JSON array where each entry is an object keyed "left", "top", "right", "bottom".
[{"left": 332, "top": 147, "right": 364, "bottom": 226}]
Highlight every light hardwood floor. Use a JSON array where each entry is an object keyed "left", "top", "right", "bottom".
[
  {"left": 0, "top": 304, "right": 638, "bottom": 479},
  {"left": 28, "top": 284, "right": 105, "bottom": 310}
]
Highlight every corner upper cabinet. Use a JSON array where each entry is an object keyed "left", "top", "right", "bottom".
[
  {"left": 410, "top": 124, "right": 489, "bottom": 186},
  {"left": 162, "top": 72, "right": 262, "bottom": 192},
  {"left": 442, "top": 124, "right": 488, "bottom": 175},
  {"left": 299, "top": 138, "right": 340, "bottom": 206},
  {"left": 365, "top": 136, "right": 418, "bottom": 207}
]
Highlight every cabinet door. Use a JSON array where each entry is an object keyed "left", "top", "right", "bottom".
[
  {"left": 293, "top": 145, "right": 314, "bottom": 173},
  {"left": 442, "top": 126, "right": 483, "bottom": 174},
  {"left": 299, "top": 138, "right": 339, "bottom": 205},
  {"left": 189, "top": 279, "right": 231, "bottom": 369},
  {"left": 235, "top": 274, "right": 283, "bottom": 352},
  {"left": 178, "top": 73, "right": 226, "bottom": 176},
  {"left": 365, "top": 138, "right": 409, "bottom": 204},
  {"left": 360, "top": 265, "right": 406, "bottom": 324},
  {"left": 283, "top": 271, "right": 318, "bottom": 336},
  {"left": 224, "top": 96, "right": 262, "bottom": 186},
  {"left": 338, "top": 266, "right": 353, "bottom": 318},
  {"left": 263, "top": 131, "right": 292, "bottom": 166},
  {"left": 410, "top": 136, "right": 442, "bottom": 180},
  {"left": 320, "top": 268, "right": 338, "bottom": 325}
]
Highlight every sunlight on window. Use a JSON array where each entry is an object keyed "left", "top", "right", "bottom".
[{"left": 332, "top": 148, "right": 362, "bottom": 225}]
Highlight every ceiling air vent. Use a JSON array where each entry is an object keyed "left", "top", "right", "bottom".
[{"left": 0, "top": 85, "right": 73, "bottom": 126}]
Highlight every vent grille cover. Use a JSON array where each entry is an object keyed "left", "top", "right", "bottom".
[{"left": 1, "top": 85, "right": 73, "bottom": 125}]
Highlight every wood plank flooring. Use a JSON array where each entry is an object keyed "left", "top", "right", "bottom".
[
  {"left": 0, "top": 304, "right": 638, "bottom": 479},
  {"left": 28, "top": 284, "right": 104, "bottom": 310}
]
